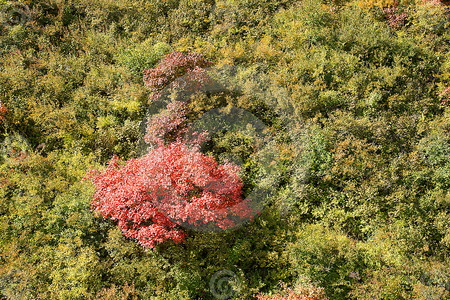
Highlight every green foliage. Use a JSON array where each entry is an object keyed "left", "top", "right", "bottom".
[
  {"left": 1, "top": 0, "right": 450, "bottom": 298},
  {"left": 286, "top": 224, "right": 366, "bottom": 299},
  {"left": 410, "top": 0, "right": 450, "bottom": 34},
  {"left": 115, "top": 40, "right": 172, "bottom": 81}
]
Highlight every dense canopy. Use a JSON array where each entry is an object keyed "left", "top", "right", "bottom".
[{"left": 1, "top": 0, "right": 450, "bottom": 299}]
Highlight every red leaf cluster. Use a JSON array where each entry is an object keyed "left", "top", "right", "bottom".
[
  {"left": 87, "top": 140, "right": 252, "bottom": 250},
  {"left": 0, "top": 102, "right": 7, "bottom": 123},
  {"left": 383, "top": 4, "right": 407, "bottom": 29},
  {"left": 439, "top": 86, "right": 450, "bottom": 106},
  {"left": 144, "top": 101, "right": 189, "bottom": 146},
  {"left": 143, "top": 51, "right": 213, "bottom": 102}
]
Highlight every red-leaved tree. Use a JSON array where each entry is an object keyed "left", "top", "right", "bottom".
[
  {"left": 86, "top": 137, "right": 253, "bottom": 250},
  {"left": 86, "top": 51, "right": 254, "bottom": 250}
]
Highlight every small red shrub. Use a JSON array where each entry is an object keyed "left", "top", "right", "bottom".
[
  {"left": 383, "top": 3, "right": 408, "bottom": 29},
  {"left": 439, "top": 86, "right": 450, "bottom": 105},
  {"left": 143, "top": 51, "right": 213, "bottom": 102},
  {"left": 256, "top": 282, "right": 328, "bottom": 300},
  {"left": 0, "top": 102, "right": 7, "bottom": 123}
]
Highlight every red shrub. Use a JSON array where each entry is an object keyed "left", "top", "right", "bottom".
[
  {"left": 86, "top": 137, "right": 253, "bottom": 250},
  {"left": 143, "top": 51, "right": 213, "bottom": 102},
  {"left": 383, "top": 3, "right": 407, "bottom": 29},
  {"left": 439, "top": 86, "right": 450, "bottom": 105}
]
